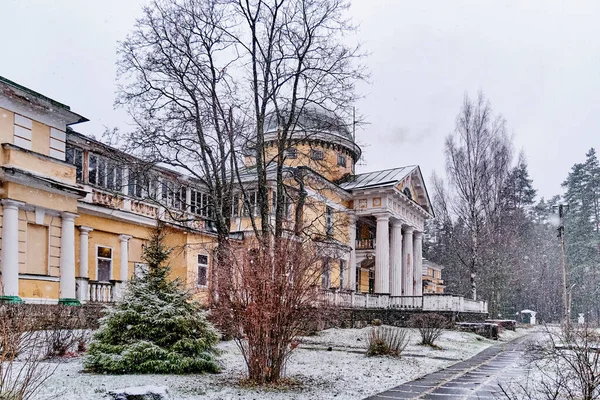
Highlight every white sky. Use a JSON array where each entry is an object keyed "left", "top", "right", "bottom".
[{"left": 2, "top": 0, "right": 600, "bottom": 199}]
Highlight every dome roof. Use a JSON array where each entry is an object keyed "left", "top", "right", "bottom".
[{"left": 264, "top": 104, "right": 354, "bottom": 142}]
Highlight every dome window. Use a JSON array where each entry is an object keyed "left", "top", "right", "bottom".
[
  {"left": 310, "top": 149, "right": 324, "bottom": 160},
  {"left": 337, "top": 153, "right": 347, "bottom": 167},
  {"left": 286, "top": 147, "right": 297, "bottom": 159}
]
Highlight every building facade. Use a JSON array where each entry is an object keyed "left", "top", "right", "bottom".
[
  {"left": 0, "top": 76, "right": 485, "bottom": 313},
  {"left": 422, "top": 259, "right": 445, "bottom": 294}
]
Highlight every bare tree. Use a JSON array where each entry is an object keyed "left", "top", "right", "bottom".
[
  {"left": 115, "top": 0, "right": 242, "bottom": 303},
  {"left": 439, "top": 92, "right": 512, "bottom": 300},
  {"left": 114, "top": 0, "right": 365, "bottom": 384}
]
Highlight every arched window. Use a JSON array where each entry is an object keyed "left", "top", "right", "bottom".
[{"left": 403, "top": 187, "right": 413, "bottom": 200}]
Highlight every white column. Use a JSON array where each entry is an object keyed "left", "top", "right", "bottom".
[
  {"left": 59, "top": 212, "right": 78, "bottom": 302},
  {"left": 374, "top": 214, "right": 390, "bottom": 294},
  {"left": 413, "top": 231, "right": 423, "bottom": 297},
  {"left": 402, "top": 226, "right": 414, "bottom": 296},
  {"left": 76, "top": 226, "right": 93, "bottom": 302},
  {"left": 389, "top": 221, "right": 403, "bottom": 297},
  {"left": 348, "top": 214, "right": 357, "bottom": 291},
  {"left": 78, "top": 227, "right": 93, "bottom": 278},
  {"left": 1, "top": 199, "right": 22, "bottom": 300},
  {"left": 119, "top": 235, "right": 132, "bottom": 282}
]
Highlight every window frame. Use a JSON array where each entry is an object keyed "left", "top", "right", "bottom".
[
  {"left": 286, "top": 147, "right": 298, "bottom": 159},
  {"left": 325, "top": 206, "right": 334, "bottom": 236},
  {"left": 134, "top": 262, "right": 148, "bottom": 278},
  {"left": 321, "top": 258, "right": 331, "bottom": 289},
  {"left": 87, "top": 152, "right": 124, "bottom": 192},
  {"left": 197, "top": 254, "right": 209, "bottom": 288},
  {"left": 339, "top": 259, "right": 346, "bottom": 289},
  {"left": 95, "top": 245, "right": 113, "bottom": 282},
  {"left": 310, "top": 149, "right": 324, "bottom": 160},
  {"left": 65, "top": 145, "right": 84, "bottom": 183},
  {"left": 242, "top": 190, "right": 258, "bottom": 217},
  {"left": 232, "top": 192, "right": 240, "bottom": 217},
  {"left": 190, "top": 188, "right": 212, "bottom": 217},
  {"left": 337, "top": 153, "right": 347, "bottom": 167}
]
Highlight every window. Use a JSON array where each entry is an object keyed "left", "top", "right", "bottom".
[
  {"left": 161, "top": 180, "right": 186, "bottom": 210},
  {"left": 337, "top": 153, "right": 347, "bottom": 167},
  {"left": 88, "top": 154, "right": 97, "bottom": 185},
  {"left": 325, "top": 206, "right": 334, "bottom": 236},
  {"left": 232, "top": 193, "right": 240, "bottom": 217},
  {"left": 97, "top": 246, "right": 112, "bottom": 282},
  {"left": 190, "top": 189, "right": 213, "bottom": 217},
  {"left": 128, "top": 173, "right": 156, "bottom": 199},
  {"left": 286, "top": 148, "right": 297, "bottom": 159},
  {"left": 271, "top": 190, "right": 292, "bottom": 217},
  {"left": 87, "top": 153, "right": 123, "bottom": 191},
  {"left": 339, "top": 260, "right": 346, "bottom": 289},
  {"left": 243, "top": 190, "right": 258, "bottom": 217},
  {"left": 321, "top": 258, "right": 330, "bottom": 289},
  {"left": 134, "top": 263, "right": 148, "bottom": 278},
  {"left": 310, "top": 149, "right": 324, "bottom": 160},
  {"left": 197, "top": 254, "right": 208, "bottom": 287},
  {"left": 368, "top": 268, "right": 375, "bottom": 294},
  {"left": 65, "top": 146, "right": 84, "bottom": 183}
]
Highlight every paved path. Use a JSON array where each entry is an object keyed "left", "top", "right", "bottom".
[{"left": 365, "top": 334, "right": 532, "bottom": 400}]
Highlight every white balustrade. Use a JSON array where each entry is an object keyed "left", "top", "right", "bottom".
[
  {"left": 318, "top": 291, "right": 488, "bottom": 313},
  {"left": 89, "top": 281, "right": 115, "bottom": 302}
]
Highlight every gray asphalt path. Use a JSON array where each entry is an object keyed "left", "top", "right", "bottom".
[{"left": 365, "top": 334, "right": 532, "bottom": 400}]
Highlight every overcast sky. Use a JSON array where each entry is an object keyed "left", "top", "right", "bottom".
[{"left": 2, "top": 0, "right": 600, "bottom": 200}]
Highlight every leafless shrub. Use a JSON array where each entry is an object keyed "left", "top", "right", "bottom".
[
  {"left": 39, "top": 307, "right": 89, "bottom": 359},
  {"left": 0, "top": 305, "right": 57, "bottom": 400},
  {"left": 498, "top": 325, "right": 600, "bottom": 400},
  {"left": 366, "top": 326, "right": 409, "bottom": 357},
  {"left": 213, "top": 237, "right": 333, "bottom": 384},
  {"left": 371, "top": 319, "right": 382, "bottom": 326},
  {"left": 410, "top": 313, "right": 447, "bottom": 347}
]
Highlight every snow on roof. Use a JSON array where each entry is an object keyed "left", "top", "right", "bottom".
[{"left": 339, "top": 166, "right": 415, "bottom": 190}]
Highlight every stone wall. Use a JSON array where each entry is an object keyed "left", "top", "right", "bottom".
[{"left": 323, "top": 308, "right": 488, "bottom": 329}]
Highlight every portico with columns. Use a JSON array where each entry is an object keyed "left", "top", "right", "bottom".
[{"left": 340, "top": 166, "right": 433, "bottom": 301}]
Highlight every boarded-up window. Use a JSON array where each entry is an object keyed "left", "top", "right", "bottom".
[{"left": 26, "top": 224, "right": 48, "bottom": 275}]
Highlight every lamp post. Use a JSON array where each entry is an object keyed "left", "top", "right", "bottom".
[{"left": 555, "top": 204, "right": 570, "bottom": 332}]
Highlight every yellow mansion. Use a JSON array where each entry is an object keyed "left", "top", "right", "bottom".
[{"left": 0, "top": 76, "right": 482, "bottom": 312}]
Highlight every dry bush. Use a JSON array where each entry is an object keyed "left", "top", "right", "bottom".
[
  {"left": 499, "top": 324, "right": 600, "bottom": 400},
  {"left": 0, "top": 305, "right": 57, "bottom": 400},
  {"left": 38, "top": 306, "right": 89, "bottom": 359},
  {"left": 410, "top": 313, "right": 447, "bottom": 347},
  {"left": 213, "top": 237, "right": 334, "bottom": 384},
  {"left": 366, "top": 326, "right": 409, "bottom": 357},
  {"left": 0, "top": 304, "right": 90, "bottom": 399}
]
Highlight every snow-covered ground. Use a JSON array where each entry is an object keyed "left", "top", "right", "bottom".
[{"left": 34, "top": 327, "right": 527, "bottom": 400}]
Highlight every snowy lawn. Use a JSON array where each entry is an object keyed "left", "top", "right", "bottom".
[{"left": 34, "top": 327, "right": 527, "bottom": 400}]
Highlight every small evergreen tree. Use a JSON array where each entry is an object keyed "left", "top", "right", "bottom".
[{"left": 84, "top": 225, "right": 220, "bottom": 374}]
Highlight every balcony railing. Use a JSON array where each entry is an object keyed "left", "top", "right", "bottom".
[
  {"left": 356, "top": 238, "right": 376, "bottom": 250},
  {"left": 89, "top": 280, "right": 115, "bottom": 302},
  {"left": 319, "top": 290, "right": 488, "bottom": 313}
]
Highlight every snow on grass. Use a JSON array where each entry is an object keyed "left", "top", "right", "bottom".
[{"left": 33, "top": 326, "right": 523, "bottom": 400}]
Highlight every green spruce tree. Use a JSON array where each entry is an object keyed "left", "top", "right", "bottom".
[
  {"left": 84, "top": 225, "right": 220, "bottom": 374},
  {"left": 563, "top": 149, "right": 600, "bottom": 322}
]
